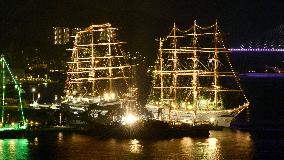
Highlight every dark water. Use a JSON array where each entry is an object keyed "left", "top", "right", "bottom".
[
  {"left": 241, "top": 76, "right": 284, "bottom": 127},
  {"left": 0, "top": 130, "right": 252, "bottom": 160},
  {"left": 1, "top": 129, "right": 283, "bottom": 160}
]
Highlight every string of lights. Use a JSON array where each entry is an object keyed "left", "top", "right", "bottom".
[{"left": 64, "top": 23, "right": 133, "bottom": 102}]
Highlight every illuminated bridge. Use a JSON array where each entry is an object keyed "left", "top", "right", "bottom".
[
  {"left": 229, "top": 23, "right": 284, "bottom": 53},
  {"left": 229, "top": 48, "right": 284, "bottom": 52}
]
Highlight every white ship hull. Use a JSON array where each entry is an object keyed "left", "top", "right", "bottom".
[{"left": 146, "top": 103, "right": 249, "bottom": 127}]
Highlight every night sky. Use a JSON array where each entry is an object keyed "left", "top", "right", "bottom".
[{"left": 1, "top": 0, "right": 284, "bottom": 59}]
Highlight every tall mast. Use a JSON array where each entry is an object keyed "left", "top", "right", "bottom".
[
  {"left": 192, "top": 20, "right": 199, "bottom": 115},
  {"left": 91, "top": 31, "right": 95, "bottom": 95},
  {"left": 147, "top": 21, "right": 250, "bottom": 123},
  {"left": 167, "top": 23, "right": 178, "bottom": 121},
  {"left": 159, "top": 38, "right": 164, "bottom": 102},
  {"left": 65, "top": 24, "right": 131, "bottom": 100},
  {"left": 172, "top": 23, "right": 177, "bottom": 103},
  {"left": 75, "top": 38, "right": 79, "bottom": 92},
  {"left": 213, "top": 20, "right": 219, "bottom": 109},
  {"left": 108, "top": 29, "right": 113, "bottom": 93}
]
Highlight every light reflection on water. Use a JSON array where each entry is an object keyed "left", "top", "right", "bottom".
[
  {"left": 129, "top": 139, "right": 142, "bottom": 154},
  {"left": 58, "top": 132, "right": 63, "bottom": 142},
  {"left": 206, "top": 137, "right": 220, "bottom": 159},
  {"left": 0, "top": 129, "right": 257, "bottom": 159},
  {"left": 0, "top": 139, "right": 29, "bottom": 160}
]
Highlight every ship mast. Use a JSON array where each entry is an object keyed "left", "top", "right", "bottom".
[
  {"left": 65, "top": 23, "right": 131, "bottom": 100},
  {"left": 167, "top": 23, "right": 178, "bottom": 121},
  {"left": 159, "top": 38, "right": 164, "bottom": 102},
  {"left": 192, "top": 20, "right": 199, "bottom": 115},
  {"left": 147, "top": 21, "right": 250, "bottom": 124},
  {"left": 172, "top": 23, "right": 178, "bottom": 104},
  {"left": 91, "top": 31, "right": 95, "bottom": 96},
  {"left": 213, "top": 20, "right": 219, "bottom": 109},
  {"left": 108, "top": 29, "right": 113, "bottom": 93}
]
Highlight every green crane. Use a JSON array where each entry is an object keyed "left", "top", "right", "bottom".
[{"left": 0, "top": 55, "right": 26, "bottom": 131}]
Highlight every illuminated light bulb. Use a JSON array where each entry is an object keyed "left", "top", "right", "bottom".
[
  {"left": 123, "top": 114, "right": 138, "bottom": 125},
  {"left": 104, "top": 93, "right": 109, "bottom": 100},
  {"left": 209, "top": 117, "right": 215, "bottom": 123},
  {"left": 110, "top": 93, "right": 115, "bottom": 99}
]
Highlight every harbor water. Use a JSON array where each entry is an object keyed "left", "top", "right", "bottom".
[
  {"left": 0, "top": 129, "right": 283, "bottom": 160},
  {"left": 1, "top": 74, "right": 284, "bottom": 159}
]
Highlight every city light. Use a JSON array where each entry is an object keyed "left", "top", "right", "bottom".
[{"left": 32, "top": 87, "right": 36, "bottom": 102}]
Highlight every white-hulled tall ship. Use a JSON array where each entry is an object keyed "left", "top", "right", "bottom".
[
  {"left": 146, "top": 21, "right": 249, "bottom": 127},
  {"left": 62, "top": 23, "right": 138, "bottom": 125}
]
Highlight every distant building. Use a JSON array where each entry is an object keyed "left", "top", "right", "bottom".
[
  {"left": 54, "top": 27, "right": 69, "bottom": 45},
  {"left": 53, "top": 27, "right": 82, "bottom": 45}
]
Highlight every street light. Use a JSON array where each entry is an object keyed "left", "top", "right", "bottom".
[{"left": 32, "top": 87, "right": 36, "bottom": 102}]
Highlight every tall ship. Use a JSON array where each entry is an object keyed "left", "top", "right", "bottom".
[
  {"left": 61, "top": 23, "right": 212, "bottom": 138},
  {"left": 62, "top": 23, "right": 138, "bottom": 125},
  {"left": 146, "top": 21, "right": 249, "bottom": 127}
]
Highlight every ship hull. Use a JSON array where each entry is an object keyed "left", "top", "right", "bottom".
[
  {"left": 79, "top": 120, "right": 210, "bottom": 138},
  {"left": 62, "top": 99, "right": 135, "bottom": 126},
  {"left": 146, "top": 103, "right": 249, "bottom": 127}
]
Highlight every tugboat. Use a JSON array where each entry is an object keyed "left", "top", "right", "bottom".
[{"left": 146, "top": 20, "right": 249, "bottom": 128}]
